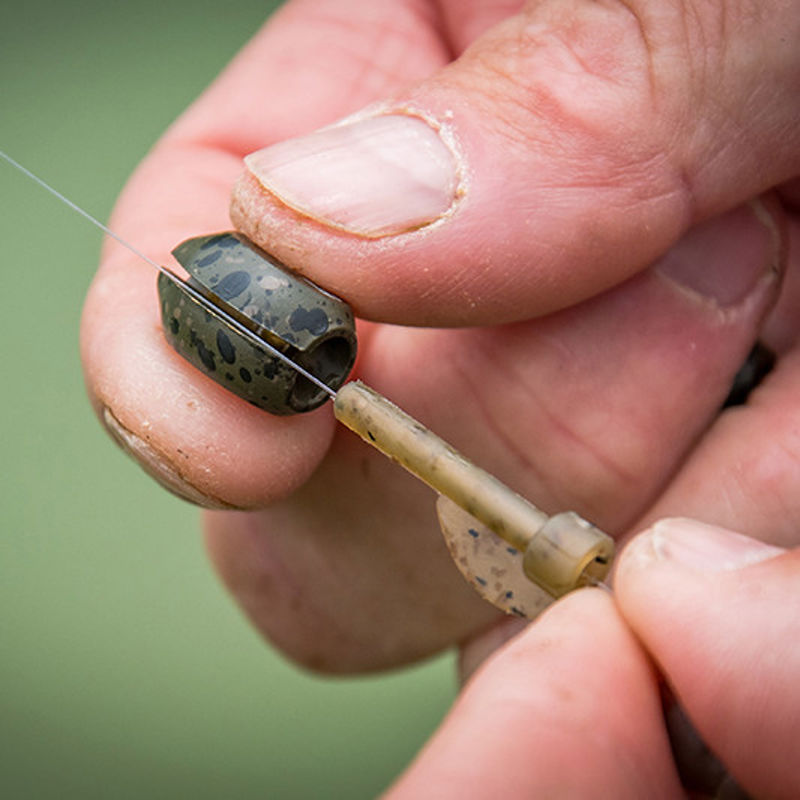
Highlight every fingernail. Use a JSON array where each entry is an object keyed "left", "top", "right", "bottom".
[
  {"left": 656, "top": 200, "right": 782, "bottom": 306},
  {"left": 101, "top": 407, "right": 234, "bottom": 510},
  {"left": 244, "top": 114, "right": 460, "bottom": 237},
  {"left": 646, "top": 518, "right": 785, "bottom": 572}
]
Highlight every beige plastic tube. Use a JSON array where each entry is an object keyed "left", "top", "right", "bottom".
[{"left": 333, "top": 381, "right": 614, "bottom": 597}]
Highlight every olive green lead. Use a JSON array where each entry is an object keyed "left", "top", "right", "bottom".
[{"left": 158, "top": 232, "right": 357, "bottom": 414}]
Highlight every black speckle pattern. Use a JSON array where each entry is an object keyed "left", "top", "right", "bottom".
[
  {"left": 289, "top": 306, "right": 329, "bottom": 336},
  {"left": 163, "top": 232, "right": 357, "bottom": 415},
  {"left": 216, "top": 329, "right": 236, "bottom": 364},
  {"left": 213, "top": 270, "right": 251, "bottom": 301},
  {"left": 196, "top": 339, "right": 216, "bottom": 372},
  {"left": 196, "top": 250, "right": 222, "bottom": 268},
  {"left": 262, "top": 360, "right": 278, "bottom": 380}
]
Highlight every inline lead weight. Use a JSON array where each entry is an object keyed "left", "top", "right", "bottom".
[
  {"left": 333, "top": 381, "right": 614, "bottom": 598},
  {"left": 160, "top": 232, "right": 357, "bottom": 415}
]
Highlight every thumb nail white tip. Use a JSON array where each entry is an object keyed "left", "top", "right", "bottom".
[{"left": 244, "top": 114, "right": 459, "bottom": 237}]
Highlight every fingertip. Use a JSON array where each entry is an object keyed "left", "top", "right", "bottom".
[
  {"left": 616, "top": 520, "right": 800, "bottom": 800},
  {"left": 389, "top": 590, "right": 680, "bottom": 798},
  {"left": 81, "top": 255, "right": 336, "bottom": 509},
  {"left": 614, "top": 519, "right": 790, "bottom": 667}
]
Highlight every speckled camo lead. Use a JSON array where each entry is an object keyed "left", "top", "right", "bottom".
[{"left": 159, "top": 232, "right": 357, "bottom": 415}]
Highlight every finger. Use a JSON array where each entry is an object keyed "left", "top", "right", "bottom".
[
  {"left": 616, "top": 519, "right": 800, "bottom": 800},
  {"left": 165, "top": 0, "right": 451, "bottom": 153},
  {"left": 623, "top": 209, "right": 800, "bottom": 548},
  {"left": 81, "top": 0, "right": 450, "bottom": 507},
  {"left": 232, "top": 0, "right": 800, "bottom": 326},
  {"left": 761, "top": 200, "right": 800, "bottom": 355},
  {"left": 628, "top": 349, "right": 800, "bottom": 548},
  {"left": 436, "top": 0, "right": 525, "bottom": 53},
  {"left": 205, "top": 199, "right": 785, "bottom": 671},
  {"left": 385, "top": 591, "right": 683, "bottom": 799},
  {"left": 458, "top": 616, "right": 529, "bottom": 685}
]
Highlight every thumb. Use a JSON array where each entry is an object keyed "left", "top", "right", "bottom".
[
  {"left": 231, "top": 0, "right": 800, "bottom": 326},
  {"left": 616, "top": 519, "right": 800, "bottom": 800}
]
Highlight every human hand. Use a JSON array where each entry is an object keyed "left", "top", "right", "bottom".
[
  {"left": 386, "top": 519, "right": 800, "bottom": 799},
  {"left": 81, "top": 0, "right": 800, "bottom": 670}
]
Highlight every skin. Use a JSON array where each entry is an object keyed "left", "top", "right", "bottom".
[
  {"left": 80, "top": 0, "right": 800, "bottom": 792},
  {"left": 388, "top": 520, "right": 799, "bottom": 799}
]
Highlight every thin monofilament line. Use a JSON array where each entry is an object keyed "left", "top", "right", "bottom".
[
  {"left": 0, "top": 148, "right": 336, "bottom": 398},
  {"left": 0, "top": 148, "right": 162, "bottom": 271},
  {"left": 171, "top": 274, "right": 336, "bottom": 398}
]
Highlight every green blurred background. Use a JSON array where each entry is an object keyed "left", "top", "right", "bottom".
[{"left": 0, "top": 1, "right": 456, "bottom": 796}]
